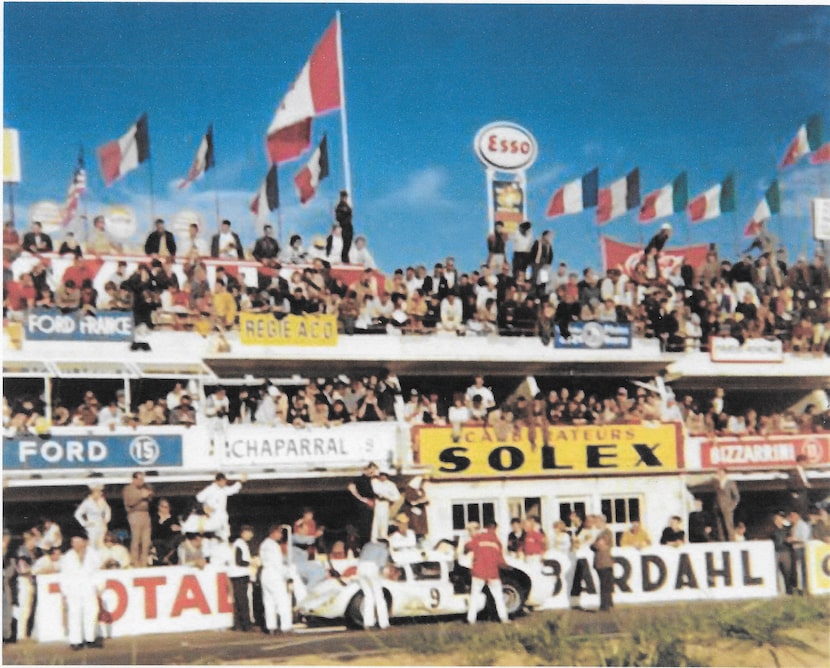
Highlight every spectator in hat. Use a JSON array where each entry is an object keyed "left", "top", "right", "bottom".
[
  {"left": 74, "top": 484, "right": 111, "bottom": 549},
  {"left": 335, "top": 190, "right": 354, "bottom": 263},
  {"left": 144, "top": 218, "right": 176, "bottom": 257},
  {"left": 59, "top": 528, "right": 103, "bottom": 650},
  {"left": 211, "top": 219, "right": 244, "bottom": 260},
  {"left": 370, "top": 469, "right": 401, "bottom": 542}
]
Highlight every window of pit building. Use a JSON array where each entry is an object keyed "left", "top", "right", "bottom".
[
  {"left": 600, "top": 496, "right": 642, "bottom": 546},
  {"left": 507, "top": 497, "right": 542, "bottom": 524},
  {"left": 557, "top": 499, "right": 588, "bottom": 523},
  {"left": 452, "top": 501, "right": 495, "bottom": 533}
]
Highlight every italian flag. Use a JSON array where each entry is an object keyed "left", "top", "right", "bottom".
[
  {"left": 744, "top": 179, "right": 780, "bottom": 238},
  {"left": 638, "top": 172, "right": 688, "bottom": 223},
  {"left": 545, "top": 167, "right": 598, "bottom": 218},
  {"left": 596, "top": 168, "right": 639, "bottom": 225},
  {"left": 687, "top": 174, "right": 735, "bottom": 223},
  {"left": 96, "top": 113, "right": 150, "bottom": 187},
  {"left": 780, "top": 115, "right": 823, "bottom": 168},
  {"left": 267, "top": 18, "right": 342, "bottom": 164}
]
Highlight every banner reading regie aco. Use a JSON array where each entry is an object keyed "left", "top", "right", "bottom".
[{"left": 240, "top": 313, "right": 338, "bottom": 346}]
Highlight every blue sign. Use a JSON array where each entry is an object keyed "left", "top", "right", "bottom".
[
  {"left": 24, "top": 310, "right": 134, "bottom": 341},
  {"left": 554, "top": 321, "right": 632, "bottom": 349},
  {"left": 3, "top": 433, "right": 182, "bottom": 470}
]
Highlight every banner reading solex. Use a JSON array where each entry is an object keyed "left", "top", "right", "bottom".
[
  {"left": 24, "top": 309, "right": 134, "bottom": 342},
  {"left": 35, "top": 566, "right": 233, "bottom": 641},
  {"left": 239, "top": 312, "right": 337, "bottom": 346},
  {"left": 416, "top": 423, "right": 682, "bottom": 477}
]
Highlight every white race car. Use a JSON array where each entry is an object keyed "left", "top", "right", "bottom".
[{"left": 297, "top": 551, "right": 532, "bottom": 627}]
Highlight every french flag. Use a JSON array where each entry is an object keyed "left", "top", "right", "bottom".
[
  {"left": 294, "top": 135, "right": 330, "bottom": 204},
  {"left": 596, "top": 168, "right": 639, "bottom": 225},
  {"left": 744, "top": 179, "right": 779, "bottom": 238},
  {"left": 639, "top": 172, "right": 687, "bottom": 223},
  {"left": 96, "top": 113, "right": 150, "bottom": 186},
  {"left": 251, "top": 165, "right": 279, "bottom": 218},
  {"left": 178, "top": 125, "right": 215, "bottom": 189},
  {"left": 780, "top": 115, "right": 823, "bottom": 168},
  {"left": 545, "top": 168, "right": 598, "bottom": 218},
  {"left": 267, "top": 18, "right": 342, "bottom": 164}
]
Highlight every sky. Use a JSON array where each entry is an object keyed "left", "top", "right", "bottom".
[{"left": 3, "top": 3, "right": 830, "bottom": 275}]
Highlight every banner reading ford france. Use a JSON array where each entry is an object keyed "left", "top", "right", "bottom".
[
  {"left": 415, "top": 423, "right": 682, "bottom": 477},
  {"left": 554, "top": 321, "right": 632, "bottom": 349},
  {"left": 4, "top": 433, "right": 183, "bottom": 469},
  {"left": 25, "top": 309, "right": 134, "bottom": 341},
  {"left": 240, "top": 312, "right": 338, "bottom": 346},
  {"left": 220, "top": 422, "right": 397, "bottom": 468}
]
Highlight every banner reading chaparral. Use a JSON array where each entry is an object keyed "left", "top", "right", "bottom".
[
  {"left": 239, "top": 312, "right": 338, "bottom": 346},
  {"left": 415, "top": 423, "right": 682, "bottom": 476}
]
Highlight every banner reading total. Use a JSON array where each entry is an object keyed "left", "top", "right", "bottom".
[
  {"left": 239, "top": 312, "right": 338, "bottom": 346},
  {"left": 416, "top": 423, "right": 682, "bottom": 476}
]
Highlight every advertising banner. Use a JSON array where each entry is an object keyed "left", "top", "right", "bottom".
[
  {"left": 415, "top": 423, "right": 682, "bottom": 477},
  {"left": 219, "top": 422, "right": 397, "bottom": 468},
  {"left": 806, "top": 540, "right": 830, "bottom": 595},
  {"left": 699, "top": 434, "right": 829, "bottom": 469},
  {"left": 554, "top": 321, "right": 632, "bottom": 349},
  {"left": 3, "top": 433, "right": 183, "bottom": 470},
  {"left": 492, "top": 180, "right": 525, "bottom": 232},
  {"left": 534, "top": 541, "right": 777, "bottom": 610},
  {"left": 35, "top": 566, "right": 233, "bottom": 641},
  {"left": 24, "top": 309, "right": 134, "bottom": 342},
  {"left": 710, "top": 336, "right": 784, "bottom": 362},
  {"left": 239, "top": 312, "right": 338, "bottom": 346},
  {"left": 600, "top": 236, "right": 709, "bottom": 278}
]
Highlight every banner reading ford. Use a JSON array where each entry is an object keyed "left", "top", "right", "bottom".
[
  {"left": 25, "top": 309, "right": 134, "bottom": 342},
  {"left": 415, "top": 423, "right": 682, "bottom": 477}
]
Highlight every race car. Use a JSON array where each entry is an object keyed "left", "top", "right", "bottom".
[{"left": 297, "top": 551, "right": 532, "bottom": 627}]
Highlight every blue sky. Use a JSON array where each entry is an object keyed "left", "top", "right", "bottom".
[{"left": 4, "top": 3, "right": 830, "bottom": 274}]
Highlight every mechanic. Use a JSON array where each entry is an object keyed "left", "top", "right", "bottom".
[
  {"left": 464, "top": 521, "right": 510, "bottom": 625},
  {"left": 59, "top": 529, "right": 103, "bottom": 650},
  {"left": 229, "top": 525, "right": 256, "bottom": 632},
  {"left": 196, "top": 472, "right": 247, "bottom": 542},
  {"left": 356, "top": 540, "right": 390, "bottom": 630},
  {"left": 260, "top": 524, "right": 293, "bottom": 634}
]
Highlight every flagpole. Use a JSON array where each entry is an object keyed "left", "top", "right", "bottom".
[
  {"left": 276, "top": 163, "right": 283, "bottom": 246},
  {"left": 336, "top": 11, "right": 353, "bottom": 199},
  {"left": 148, "top": 153, "right": 156, "bottom": 224},
  {"left": 210, "top": 168, "right": 221, "bottom": 228}
]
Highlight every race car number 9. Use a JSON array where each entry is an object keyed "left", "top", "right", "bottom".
[{"left": 429, "top": 588, "right": 440, "bottom": 608}]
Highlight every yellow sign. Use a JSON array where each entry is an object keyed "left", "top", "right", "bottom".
[
  {"left": 239, "top": 313, "right": 338, "bottom": 347},
  {"left": 416, "top": 424, "right": 682, "bottom": 477},
  {"left": 806, "top": 540, "right": 830, "bottom": 595},
  {"left": 3, "top": 128, "right": 21, "bottom": 183}
]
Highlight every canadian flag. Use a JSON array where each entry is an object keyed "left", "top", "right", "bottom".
[
  {"left": 294, "top": 135, "right": 329, "bottom": 204},
  {"left": 267, "top": 18, "right": 342, "bottom": 164}
]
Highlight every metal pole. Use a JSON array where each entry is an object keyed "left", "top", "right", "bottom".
[{"left": 336, "top": 12, "right": 353, "bottom": 199}]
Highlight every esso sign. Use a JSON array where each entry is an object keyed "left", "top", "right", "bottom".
[
  {"left": 474, "top": 122, "right": 538, "bottom": 172},
  {"left": 105, "top": 205, "right": 138, "bottom": 241},
  {"left": 172, "top": 208, "right": 204, "bottom": 237},
  {"left": 28, "top": 200, "right": 63, "bottom": 234}
]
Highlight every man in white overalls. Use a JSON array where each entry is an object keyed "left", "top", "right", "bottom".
[{"left": 59, "top": 531, "right": 103, "bottom": 650}]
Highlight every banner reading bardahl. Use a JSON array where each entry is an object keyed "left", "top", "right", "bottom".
[
  {"left": 220, "top": 422, "right": 397, "bottom": 469},
  {"left": 239, "top": 312, "right": 338, "bottom": 346},
  {"left": 416, "top": 423, "right": 682, "bottom": 477}
]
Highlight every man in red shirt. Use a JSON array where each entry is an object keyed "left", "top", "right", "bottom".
[
  {"left": 465, "top": 521, "right": 510, "bottom": 624},
  {"left": 522, "top": 516, "right": 548, "bottom": 563}
]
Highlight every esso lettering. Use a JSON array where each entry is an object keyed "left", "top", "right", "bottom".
[{"left": 487, "top": 135, "right": 531, "bottom": 155}]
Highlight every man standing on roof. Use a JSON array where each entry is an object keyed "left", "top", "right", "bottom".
[
  {"left": 465, "top": 521, "right": 510, "bottom": 625},
  {"left": 196, "top": 473, "right": 247, "bottom": 542},
  {"left": 335, "top": 190, "right": 354, "bottom": 263}
]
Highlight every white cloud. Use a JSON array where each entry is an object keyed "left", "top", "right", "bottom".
[{"left": 374, "top": 167, "right": 459, "bottom": 210}]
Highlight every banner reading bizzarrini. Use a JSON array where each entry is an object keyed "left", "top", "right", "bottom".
[{"left": 474, "top": 122, "right": 538, "bottom": 235}]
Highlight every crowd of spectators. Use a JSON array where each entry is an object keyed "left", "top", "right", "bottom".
[{"left": 4, "top": 217, "right": 829, "bottom": 353}]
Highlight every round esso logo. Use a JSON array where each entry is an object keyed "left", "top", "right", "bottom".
[
  {"left": 105, "top": 205, "right": 138, "bottom": 241},
  {"left": 28, "top": 201, "right": 63, "bottom": 234},
  {"left": 474, "top": 122, "right": 538, "bottom": 172},
  {"left": 172, "top": 208, "right": 204, "bottom": 237},
  {"left": 129, "top": 436, "right": 160, "bottom": 466}
]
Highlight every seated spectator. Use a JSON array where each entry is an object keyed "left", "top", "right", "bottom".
[
  {"left": 620, "top": 521, "right": 652, "bottom": 549},
  {"left": 55, "top": 279, "right": 81, "bottom": 312},
  {"left": 211, "top": 279, "right": 238, "bottom": 330},
  {"left": 169, "top": 394, "right": 197, "bottom": 426},
  {"left": 100, "top": 532, "right": 131, "bottom": 569},
  {"left": 329, "top": 399, "right": 351, "bottom": 425},
  {"left": 448, "top": 392, "right": 471, "bottom": 441},
  {"left": 97, "top": 399, "right": 123, "bottom": 429},
  {"left": 178, "top": 533, "right": 207, "bottom": 569},
  {"left": 439, "top": 291, "right": 464, "bottom": 334},
  {"left": 287, "top": 391, "right": 312, "bottom": 427},
  {"left": 550, "top": 520, "right": 572, "bottom": 553},
  {"left": 356, "top": 386, "right": 385, "bottom": 422},
  {"left": 659, "top": 516, "right": 685, "bottom": 547},
  {"left": 338, "top": 290, "right": 360, "bottom": 335},
  {"left": 595, "top": 297, "right": 618, "bottom": 323},
  {"left": 349, "top": 235, "right": 375, "bottom": 268}
]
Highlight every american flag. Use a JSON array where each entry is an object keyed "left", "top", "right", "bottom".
[{"left": 60, "top": 151, "right": 87, "bottom": 226}]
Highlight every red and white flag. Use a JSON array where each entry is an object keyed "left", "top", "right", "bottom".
[
  {"left": 810, "top": 142, "right": 830, "bottom": 165},
  {"left": 96, "top": 113, "right": 150, "bottom": 186},
  {"left": 596, "top": 168, "right": 639, "bottom": 225},
  {"left": 178, "top": 124, "right": 215, "bottom": 189},
  {"left": 294, "top": 135, "right": 329, "bottom": 204},
  {"left": 60, "top": 152, "right": 87, "bottom": 226},
  {"left": 267, "top": 17, "right": 342, "bottom": 164},
  {"left": 250, "top": 165, "right": 279, "bottom": 218},
  {"left": 780, "top": 115, "right": 823, "bottom": 168}
]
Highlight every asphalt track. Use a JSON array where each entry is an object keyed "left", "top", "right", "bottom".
[{"left": 2, "top": 611, "right": 621, "bottom": 665}]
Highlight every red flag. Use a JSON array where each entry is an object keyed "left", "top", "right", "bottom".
[
  {"left": 294, "top": 136, "right": 330, "bottom": 204},
  {"left": 267, "top": 18, "right": 342, "bottom": 164},
  {"left": 600, "top": 236, "right": 709, "bottom": 278},
  {"left": 810, "top": 142, "right": 830, "bottom": 164}
]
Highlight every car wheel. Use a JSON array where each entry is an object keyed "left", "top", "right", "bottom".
[
  {"left": 500, "top": 576, "right": 528, "bottom": 617},
  {"left": 345, "top": 592, "right": 366, "bottom": 629}
]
